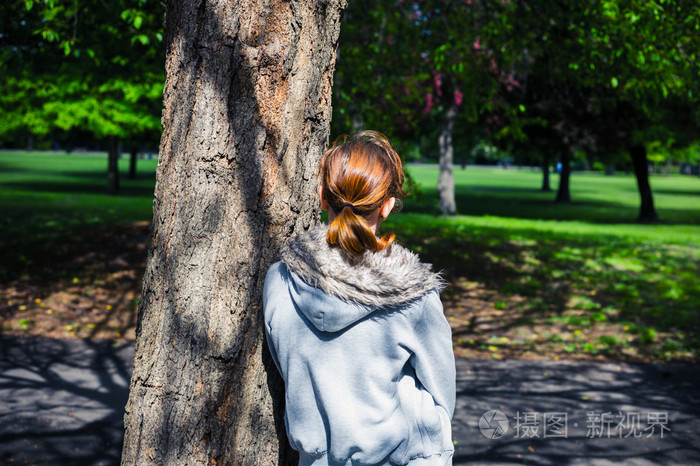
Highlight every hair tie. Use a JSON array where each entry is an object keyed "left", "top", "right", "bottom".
[{"left": 340, "top": 202, "right": 355, "bottom": 211}]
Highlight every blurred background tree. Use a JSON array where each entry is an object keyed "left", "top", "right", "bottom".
[
  {"left": 332, "top": 0, "right": 699, "bottom": 220},
  {"left": 0, "top": 0, "right": 164, "bottom": 193}
]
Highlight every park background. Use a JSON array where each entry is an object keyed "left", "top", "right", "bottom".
[
  {"left": 1, "top": 0, "right": 699, "bottom": 463},
  {"left": 2, "top": 0, "right": 698, "bottom": 362}
]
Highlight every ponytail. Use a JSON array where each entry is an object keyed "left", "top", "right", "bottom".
[
  {"left": 321, "top": 131, "right": 406, "bottom": 255},
  {"left": 327, "top": 204, "right": 396, "bottom": 255}
]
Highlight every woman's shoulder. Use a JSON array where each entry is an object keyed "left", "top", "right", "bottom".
[{"left": 279, "top": 224, "right": 444, "bottom": 309}]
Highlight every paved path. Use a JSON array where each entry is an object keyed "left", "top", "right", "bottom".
[{"left": 1, "top": 336, "right": 699, "bottom": 465}]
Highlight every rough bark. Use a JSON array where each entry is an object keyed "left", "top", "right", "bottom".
[
  {"left": 129, "top": 147, "right": 138, "bottom": 179},
  {"left": 540, "top": 156, "right": 551, "bottom": 192},
  {"left": 630, "top": 144, "right": 658, "bottom": 222},
  {"left": 121, "top": 0, "right": 347, "bottom": 464},
  {"left": 107, "top": 137, "right": 120, "bottom": 195},
  {"left": 438, "top": 105, "right": 457, "bottom": 215},
  {"left": 555, "top": 150, "right": 571, "bottom": 203}
]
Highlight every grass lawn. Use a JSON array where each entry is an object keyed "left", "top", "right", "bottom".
[{"left": 1, "top": 152, "right": 698, "bottom": 362}]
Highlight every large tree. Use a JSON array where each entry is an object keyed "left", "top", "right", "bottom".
[{"left": 121, "top": 0, "right": 347, "bottom": 464}]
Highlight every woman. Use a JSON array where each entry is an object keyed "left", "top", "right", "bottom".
[{"left": 263, "top": 131, "right": 456, "bottom": 465}]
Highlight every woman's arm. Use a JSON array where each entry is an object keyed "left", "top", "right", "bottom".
[{"left": 409, "top": 290, "right": 456, "bottom": 417}]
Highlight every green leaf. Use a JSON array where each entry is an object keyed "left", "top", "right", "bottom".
[
  {"left": 25, "top": 1, "right": 33, "bottom": 11},
  {"left": 611, "top": 77, "right": 619, "bottom": 88},
  {"left": 134, "top": 16, "right": 143, "bottom": 30}
]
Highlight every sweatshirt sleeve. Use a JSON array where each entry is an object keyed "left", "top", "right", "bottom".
[
  {"left": 409, "top": 290, "right": 456, "bottom": 418},
  {"left": 262, "top": 261, "right": 285, "bottom": 376}
]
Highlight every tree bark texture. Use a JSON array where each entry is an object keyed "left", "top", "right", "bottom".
[
  {"left": 438, "top": 105, "right": 457, "bottom": 215},
  {"left": 630, "top": 144, "right": 658, "bottom": 222},
  {"left": 540, "top": 157, "right": 551, "bottom": 192},
  {"left": 121, "top": 0, "right": 346, "bottom": 464},
  {"left": 555, "top": 150, "right": 571, "bottom": 203},
  {"left": 107, "top": 137, "right": 120, "bottom": 195}
]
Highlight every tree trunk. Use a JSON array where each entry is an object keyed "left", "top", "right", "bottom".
[
  {"left": 541, "top": 156, "right": 551, "bottom": 192},
  {"left": 605, "top": 162, "right": 615, "bottom": 176},
  {"left": 630, "top": 144, "right": 658, "bottom": 222},
  {"left": 121, "top": 0, "right": 346, "bottom": 464},
  {"left": 438, "top": 105, "right": 458, "bottom": 215},
  {"left": 107, "top": 137, "right": 120, "bottom": 195},
  {"left": 129, "top": 147, "right": 138, "bottom": 179},
  {"left": 555, "top": 150, "right": 571, "bottom": 203},
  {"left": 27, "top": 133, "right": 34, "bottom": 151}
]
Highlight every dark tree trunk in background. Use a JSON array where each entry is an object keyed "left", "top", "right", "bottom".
[
  {"left": 438, "top": 104, "right": 458, "bottom": 215},
  {"left": 121, "top": 0, "right": 346, "bottom": 464},
  {"left": 630, "top": 144, "right": 658, "bottom": 222},
  {"left": 107, "top": 137, "right": 120, "bottom": 195},
  {"left": 555, "top": 150, "right": 571, "bottom": 202},
  {"left": 605, "top": 162, "right": 615, "bottom": 176},
  {"left": 27, "top": 133, "right": 34, "bottom": 151},
  {"left": 128, "top": 147, "right": 137, "bottom": 179},
  {"left": 541, "top": 156, "right": 551, "bottom": 192}
]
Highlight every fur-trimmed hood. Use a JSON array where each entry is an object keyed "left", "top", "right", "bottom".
[{"left": 279, "top": 224, "right": 444, "bottom": 331}]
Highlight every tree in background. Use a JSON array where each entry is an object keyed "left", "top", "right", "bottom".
[
  {"left": 0, "top": 0, "right": 164, "bottom": 194},
  {"left": 495, "top": 0, "right": 699, "bottom": 218},
  {"left": 333, "top": 0, "right": 511, "bottom": 215},
  {"left": 120, "top": 0, "right": 347, "bottom": 463}
]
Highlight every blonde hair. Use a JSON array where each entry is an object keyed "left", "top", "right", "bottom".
[{"left": 321, "top": 131, "right": 407, "bottom": 255}]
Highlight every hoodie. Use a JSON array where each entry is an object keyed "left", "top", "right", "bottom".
[{"left": 263, "top": 225, "right": 456, "bottom": 466}]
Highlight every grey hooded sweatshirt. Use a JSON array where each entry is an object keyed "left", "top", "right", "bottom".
[{"left": 263, "top": 225, "right": 456, "bottom": 466}]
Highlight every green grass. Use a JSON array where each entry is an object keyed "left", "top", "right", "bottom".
[
  {"left": 404, "top": 165, "right": 700, "bottom": 224},
  {"left": 382, "top": 165, "right": 700, "bottom": 360},
  {"left": 0, "top": 151, "right": 157, "bottom": 279},
  {"left": 1, "top": 152, "right": 698, "bottom": 360},
  {"left": 382, "top": 213, "right": 699, "bottom": 360}
]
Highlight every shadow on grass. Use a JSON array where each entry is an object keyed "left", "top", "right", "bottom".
[
  {"left": 387, "top": 215, "right": 700, "bottom": 359},
  {"left": 2, "top": 171, "right": 157, "bottom": 197},
  {"left": 404, "top": 186, "right": 700, "bottom": 225}
]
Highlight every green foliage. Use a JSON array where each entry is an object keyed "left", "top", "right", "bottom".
[{"left": 0, "top": 0, "right": 165, "bottom": 145}]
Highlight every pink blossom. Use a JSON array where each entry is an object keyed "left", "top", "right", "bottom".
[
  {"left": 473, "top": 38, "right": 481, "bottom": 50},
  {"left": 434, "top": 73, "right": 442, "bottom": 96},
  {"left": 424, "top": 93, "right": 434, "bottom": 115},
  {"left": 454, "top": 90, "right": 464, "bottom": 106}
]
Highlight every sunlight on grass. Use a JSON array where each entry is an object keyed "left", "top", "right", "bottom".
[{"left": 384, "top": 212, "right": 700, "bottom": 361}]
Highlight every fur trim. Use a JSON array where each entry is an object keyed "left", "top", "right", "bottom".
[{"left": 280, "top": 224, "right": 445, "bottom": 307}]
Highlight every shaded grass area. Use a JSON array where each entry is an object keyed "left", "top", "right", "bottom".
[
  {"left": 1, "top": 153, "right": 699, "bottom": 361},
  {"left": 0, "top": 151, "right": 157, "bottom": 281},
  {"left": 383, "top": 214, "right": 700, "bottom": 362}
]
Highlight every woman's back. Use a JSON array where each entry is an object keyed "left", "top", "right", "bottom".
[{"left": 263, "top": 131, "right": 456, "bottom": 465}]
